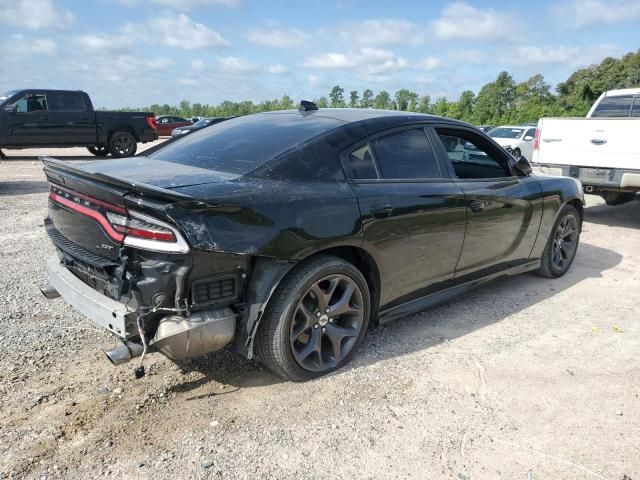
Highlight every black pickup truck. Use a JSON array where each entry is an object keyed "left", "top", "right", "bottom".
[{"left": 0, "top": 89, "right": 157, "bottom": 158}]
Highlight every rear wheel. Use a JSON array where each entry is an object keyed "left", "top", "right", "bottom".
[
  {"left": 536, "top": 205, "right": 581, "bottom": 278},
  {"left": 256, "top": 255, "right": 370, "bottom": 381},
  {"left": 87, "top": 146, "right": 108, "bottom": 157},
  {"left": 108, "top": 132, "right": 137, "bottom": 158}
]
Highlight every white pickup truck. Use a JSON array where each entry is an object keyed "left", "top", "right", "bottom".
[{"left": 532, "top": 88, "right": 640, "bottom": 205}]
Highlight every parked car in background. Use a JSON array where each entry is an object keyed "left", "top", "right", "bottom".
[
  {"left": 41, "top": 105, "right": 583, "bottom": 382},
  {"left": 0, "top": 89, "right": 157, "bottom": 158},
  {"left": 155, "top": 115, "right": 192, "bottom": 136},
  {"left": 488, "top": 125, "right": 536, "bottom": 160},
  {"left": 533, "top": 88, "right": 640, "bottom": 205},
  {"left": 477, "top": 124, "right": 495, "bottom": 133},
  {"left": 171, "top": 117, "right": 233, "bottom": 137}
]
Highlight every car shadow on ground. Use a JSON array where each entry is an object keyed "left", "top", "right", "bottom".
[
  {"left": 167, "top": 240, "right": 621, "bottom": 394},
  {"left": 0, "top": 180, "right": 50, "bottom": 195},
  {"left": 583, "top": 199, "right": 640, "bottom": 229}
]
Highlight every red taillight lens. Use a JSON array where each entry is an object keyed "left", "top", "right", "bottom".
[
  {"left": 533, "top": 128, "right": 540, "bottom": 150},
  {"left": 146, "top": 116, "right": 157, "bottom": 130},
  {"left": 50, "top": 185, "right": 190, "bottom": 253}
]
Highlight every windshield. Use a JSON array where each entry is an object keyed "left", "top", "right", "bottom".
[
  {"left": 489, "top": 128, "right": 524, "bottom": 139},
  {"left": 192, "top": 118, "right": 212, "bottom": 127},
  {"left": 149, "top": 112, "right": 342, "bottom": 175},
  {"left": 0, "top": 90, "right": 18, "bottom": 106}
]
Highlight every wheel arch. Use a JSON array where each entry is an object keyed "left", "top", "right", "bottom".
[
  {"left": 108, "top": 124, "right": 139, "bottom": 142},
  {"left": 238, "top": 244, "right": 382, "bottom": 360}
]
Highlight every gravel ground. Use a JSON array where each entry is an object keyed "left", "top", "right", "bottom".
[{"left": 0, "top": 146, "right": 638, "bottom": 480}]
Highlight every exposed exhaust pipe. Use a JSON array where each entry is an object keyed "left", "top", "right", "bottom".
[
  {"left": 40, "top": 285, "right": 60, "bottom": 300},
  {"left": 105, "top": 341, "right": 144, "bottom": 366}
]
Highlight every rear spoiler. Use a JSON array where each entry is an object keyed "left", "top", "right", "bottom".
[{"left": 40, "top": 156, "right": 193, "bottom": 203}]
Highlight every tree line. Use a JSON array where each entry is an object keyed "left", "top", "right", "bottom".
[{"left": 109, "top": 50, "right": 639, "bottom": 125}]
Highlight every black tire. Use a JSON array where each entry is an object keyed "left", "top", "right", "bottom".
[
  {"left": 256, "top": 255, "right": 371, "bottom": 382},
  {"left": 536, "top": 204, "right": 581, "bottom": 278},
  {"left": 602, "top": 192, "right": 635, "bottom": 206},
  {"left": 87, "top": 146, "right": 108, "bottom": 157},
  {"left": 108, "top": 131, "right": 137, "bottom": 158}
]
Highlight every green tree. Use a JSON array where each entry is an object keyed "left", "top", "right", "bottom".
[
  {"left": 329, "top": 85, "right": 345, "bottom": 107},
  {"left": 316, "top": 96, "right": 329, "bottom": 108},
  {"left": 433, "top": 97, "right": 449, "bottom": 117},
  {"left": 417, "top": 95, "right": 431, "bottom": 114},
  {"left": 280, "top": 95, "right": 294, "bottom": 110},
  {"left": 360, "top": 89, "right": 374, "bottom": 108},
  {"left": 349, "top": 90, "right": 359, "bottom": 108},
  {"left": 374, "top": 90, "right": 391, "bottom": 109}
]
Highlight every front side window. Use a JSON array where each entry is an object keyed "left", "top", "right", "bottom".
[
  {"left": 14, "top": 93, "right": 48, "bottom": 113},
  {"left": 47, "top": 92, "right": 87, "bottom": 112},
  {"left": 592, "top": 95, "right": 633, "bottom": 118},
  {"left": 436, "top": 130, "right": 512, "bottom": 179},
  {"left": 370, "top": 129, "right": 442, "bottom": 180}
]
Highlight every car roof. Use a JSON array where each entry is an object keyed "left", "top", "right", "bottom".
[
  {"left": 263, "top": 108, "right": 440, "bottom": 123},
  {"left": 604, "top": 88, "right": 640, "bottom": 96}
]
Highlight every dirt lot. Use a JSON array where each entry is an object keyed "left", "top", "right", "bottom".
[{"left": 0, "top": 146, "right": 638, "bottom": 480}]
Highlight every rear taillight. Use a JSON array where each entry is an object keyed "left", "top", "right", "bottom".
[
  {"left": 50, "top": 185, "right": 190, "bottom": 254},
  {"left": 146, "top": 116, "right": 157, "bottom": 130},
  {"left": 533, "top": 128, "right": 540, "bottom": 150}
]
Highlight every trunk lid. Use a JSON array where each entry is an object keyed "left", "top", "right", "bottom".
[{"left": 43, "top": 157, "right": 209, "bottom": 262}]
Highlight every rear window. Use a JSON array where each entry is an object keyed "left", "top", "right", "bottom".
[
  {"left": 149, "top": 113, "right": 342, "bottom": 175},
  {"left": 592, "top": 95, "right": 633, "bottom": 117}
]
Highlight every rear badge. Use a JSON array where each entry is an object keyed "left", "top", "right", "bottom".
[{"left": 97, "top": 244, "right": 114, "bottom": 251}]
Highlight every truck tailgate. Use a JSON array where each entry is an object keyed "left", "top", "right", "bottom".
[{"left": 533, "top": 118, "right": 640, "bottom": 170}]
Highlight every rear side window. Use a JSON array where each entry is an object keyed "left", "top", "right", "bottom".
[
  {"left": 591, "top": 95, "right": 633, "bottom": 117},
  {"left": 47, "top": 92, "right": 87, "bottom": 112},
  {"left": 150, "top": 113, "right": 342, "bottom": 175},
  {"left": 371, "top": 129, "right": 442, "bottom": 179},
  {"left": 346, "top": 144, "right": 378, "bottom": 179}
]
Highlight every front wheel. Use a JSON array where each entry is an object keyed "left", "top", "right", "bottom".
[
  {"left": 256, "top": 255, "right": 371, "bottom": 381},
  {"left": 108, "top": 132, "right": 137, "bottom": 158},
  {"left": 536, "top": 205, "right": 581, "bottom": 278},
  {"left": 87, "top": 146, "right": 108, "bottom": 157}
]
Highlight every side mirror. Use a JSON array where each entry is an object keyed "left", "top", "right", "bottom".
[
  {"left": 515, "top": 156, "right": 532, "bottom": 175},
  {"left": 3, "top": 105, "right": 15, "bottom": 113},
  {"left": 524, "top": 135, "right": 534, "bottom": 141}
]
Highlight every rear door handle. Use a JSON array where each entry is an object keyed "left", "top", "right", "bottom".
[
  {"left": 371, "top": 204, "right": 393, "bottom": 218},
  {"left": 591, "top": 138, "right": 607, "bottom": 145},
  {"left": 469, "top": 200, "right": 485, "bottom": 213}
]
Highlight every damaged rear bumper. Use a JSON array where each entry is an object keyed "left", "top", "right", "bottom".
[{"left": 44, "top": 256, "right": 136, "bottom": 338}]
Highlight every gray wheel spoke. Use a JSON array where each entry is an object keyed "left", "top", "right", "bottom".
[
  {"left": 328, "top": 283, "right": 360, "bottom": 317},
  {"left": 295, "top": 326, "right": 321, "bottom": 361},
  {"left": 291, "top": 304, "right": 315, "bottom": 340}
]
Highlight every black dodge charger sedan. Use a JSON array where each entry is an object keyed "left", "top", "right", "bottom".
[{"left": 41, "top": 105, "right": 584, "bottom": 381}]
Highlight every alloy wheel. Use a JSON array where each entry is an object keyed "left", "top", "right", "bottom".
[
  {"left": 113, "top": 135, "right": 134, "bottom": 156},
  {"left": 289, "top": 274, "right": 365, "bottom": 372},
  {"left": 552, "top": 214, "right": 579, "bottom": 271}
]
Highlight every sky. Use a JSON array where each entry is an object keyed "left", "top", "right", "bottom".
[{"left": 0, "top": 0, "right": 638, "bottom": 108}]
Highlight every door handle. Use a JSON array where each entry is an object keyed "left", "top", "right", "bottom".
[
  {"left": 371, "top": 204, "right": 393, "bottom": 218},
  {"left": 469, "top": 200, "right": 485, "bottom": 213},
  {"left": 590, "top": 138, "right": 607, "bottom": 145}
]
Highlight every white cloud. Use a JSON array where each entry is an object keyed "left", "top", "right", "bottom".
[
  {"left": 303, "top": 48, "right": 407, "bottom": 75},
  {"left": 552, "top": 0, "right": 640, "bottom": 28},
  {"left": 191, "top": 59, "right": 205, "bottom": 70},
  {"left": 124, "top": 12, "right": 230, "bottom": 49},
  {"left": 432, "top": 2, "right": 512, "bottom": 41},
  {"left": 218, "top": 56, "right": 258, "bottom": 73},
  {"left": 73, "top": 34, "right": 133, "bottom": 53},
  {"left": 266, "top": 64, "right": 288, "bottom": 74},
  {"left": 416, "top": 57, "right": 441, "bottom": 70},
  {"left": 9, "top": 34, "right": 58, "bottom": 55},
  {"left": 114, "top": 0, "right": 241, "bottom": 9},
  {"left": 247, "top": 26, "right": 309, "bottom": 48},
  {"left": 506, "top": 44, "right": 620, "bottom": 67},
  {"left": 0, "top": 0, "right": 73, "bottom": 30},
  {"left": 338, "top": 19, "right": 424, "bottom": 46}
]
